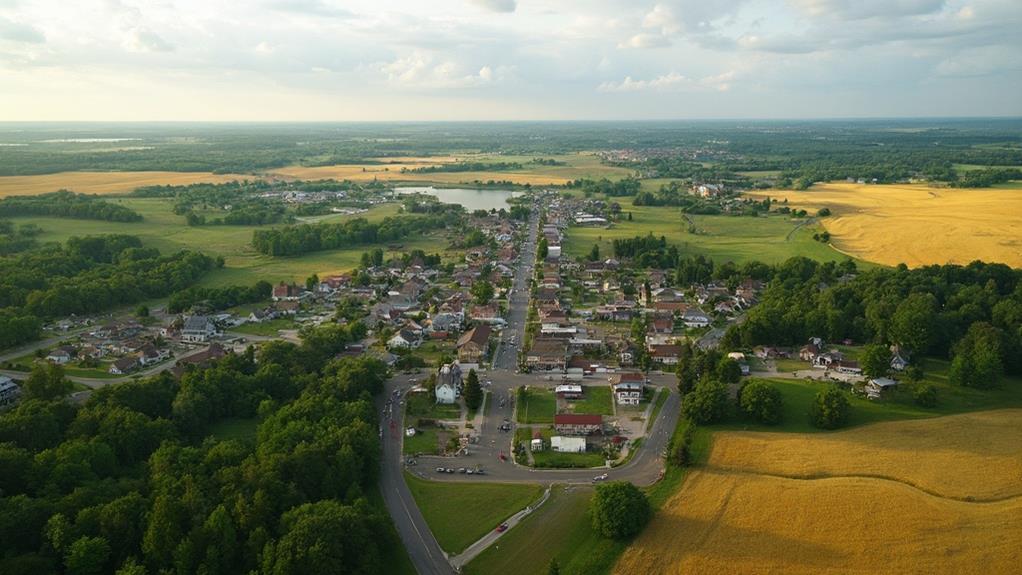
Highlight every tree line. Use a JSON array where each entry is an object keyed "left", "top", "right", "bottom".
[
  {"left": 0, "top": 191, "right": 143, "bottom": 222},
  {"left": 166, "top": 281, "right": 273, "bottom": 314},
  {"left": 0, "top": 320, "right": 401, "bottom": 575},
  {"left": 251, "top": 213, "right": 460, "bottom": 257}
]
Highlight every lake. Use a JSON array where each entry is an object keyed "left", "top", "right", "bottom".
[{"left": 393, "top": 186, "right": 520, "bottom": 212}]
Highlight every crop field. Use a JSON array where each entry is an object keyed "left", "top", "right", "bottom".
[
  {"left": 747, "top": 183, "right": 1022, "bottom": 268},
  {"left": 4, "top": 198, "right": 458, "bottom": 288},
  {"left": 270, "top": 153, "right": 633, "bottom": 187},
  {"left": 615, "top": 410, "right": 1022, "bottom": 575},
  {"left": 404, "top": 473, "right": 544, "bottom": 554},
  {"left": 0, "top": 171, "right": 251, "bottom": 198},
  {"left": 563, "top": 197, "right": 850, "bottom": 265}
]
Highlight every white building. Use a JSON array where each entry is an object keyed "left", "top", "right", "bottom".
[
  {"left": 613, "top": 382, "right": 644, "bottom": 406},
  {"left": 182, "top": 315, "right": 218, "bottom": 343},
  {"left": 435, "top": 382, "right": 457, "bottom": 404},
  {"left": 550, "top": 436, "right": 586, "bottom": 453}
]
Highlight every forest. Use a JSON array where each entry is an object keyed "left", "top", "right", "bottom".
[
  {"left": 166, "top": 281, "right": 273, "bottom": 314},
  {"left": 0, "top": 191, "right": 143, "bottom": 222},
  {"left": 251, "top": 212, "right": 461, "bottom": 256},
  {"left": 0, "top": 235, "right": 217, "bottom": 348},
  {"left": 0, "top": 323, "right": 401, "bottom": 575}
]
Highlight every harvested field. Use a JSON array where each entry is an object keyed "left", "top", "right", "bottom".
[
  {"left": 0, "top": 171, "right": 252, "bottom": 197},
  {"left": 616, "top": 409, "right": 1022, "bottom": 575},
  {"left": 746, "top": 183, "right": 1022, "bottom": 267}
]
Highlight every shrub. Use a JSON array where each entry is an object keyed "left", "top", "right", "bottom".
[
  {"left": 681, "top": 378, "right": 729, "bottom": 425},
  {"left": 913, "top": 383, "right": 938, "bottom": 408},
  {"left": 590, "top": 481, "right": 651, "bottom": 539},
  {"left": 809, "top": 385, "right": 850, "bottom": 429},
  {"left": 738, "top": 380, "right": 783, "bottom": 425}
]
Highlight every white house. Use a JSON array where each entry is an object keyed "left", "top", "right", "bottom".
[
  {"left": 551, "top": 436, "right": 586, "bottom": 453},
  {"left": 435, "top": 382, "right": 457, "bottom": 404},
  {"left": 387, "top": 329, "right": 421, "bottom": 350},
  {"left": 46, "top": 346, "right": 75, "bottom": 364},
  {"left": 613, "top": 382, "right": 644, "bottom": 406},
  {"left": 682, "top": 309, "right": 711, "bottom": 328},
  {"left": 182, "top": 315, "right": 218, "bottom": 343}
]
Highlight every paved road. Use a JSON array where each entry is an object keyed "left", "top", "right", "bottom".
[{"left": 491, "top": 208, "right": 539, "bottom": 372}]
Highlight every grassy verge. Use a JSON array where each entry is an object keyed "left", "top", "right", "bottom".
[
  {"left": 516, "top": 386, "right": 556, "bottom": 424},
  {"left": 648, "top": 388, "right": 668, "bottom": 424},
  {"left": 367, "top": 485, "right": 418, "bottom": 575},
  {"left": 531, "top": 450, "right": 607, "bottom": 469},
  {"left": 406, "top": 391, "right": 462, "bottom": 420},
  {"left": 404, "top": 472, "right": 544, "bottom": 555},
  {"left": 403, "top": 424, "right": 443, "bottom": 455},
  {"left": 570, "top": 385, "right": 614, "bottom": 416}
]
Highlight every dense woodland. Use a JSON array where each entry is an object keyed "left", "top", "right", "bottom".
[
  {"left": 0, "top": 323, "right": 401, "bottom": 575},
  {"left": 0, "top": 235, "right": 217, "bottom": 348},
  {"left": 166, "top": 281, "right": 273, "bottom": 314},
  {"left": 0, "top": 220, "right": 42, "bottom": 256},
  {"left": 0, "top": 192, "right": 143, "bottom": 223},
  {"left": 251, "top": 211, "right": 461, "bottom": 256}
]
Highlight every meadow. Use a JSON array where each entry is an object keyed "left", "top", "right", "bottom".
[
  {"left": 4, "top": 197, "right": 455, "bottom": 288},
  {"left": 0, "top": 171, "right": 250, "bottom": 198},
  {"left": 563, "top": 196, "right": 850, "bottom": 265},
  {"left": 615, "top": 409, "right": 1022, "bottom": 575},
  {"left": 403, "top": 473, "right": 544, "bottom": 554},
  {"left": 747, "top": 182, "right": 1022, "bottom": 268}
]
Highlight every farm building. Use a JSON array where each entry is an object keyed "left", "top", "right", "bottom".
[{"left": 866, "top": 377, "right": 899, "bottom": 399}]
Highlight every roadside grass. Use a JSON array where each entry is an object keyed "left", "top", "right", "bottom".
[
  {"left": 648, "top": 388, "right": 669, "bottom": 424},
  {"left": 366, "top": 486, "right": 418, "bottom": 575},
  {"left": 516, "top": 386, "right": 556, "bottom": 424},
  {"left": 403, "top": 472, "right": 544, "bottom": 555},
  {"left": 569, "top": 385, "right": 614, "bottom": 416},
  {"left": 714, "top": 365, "right": 1022, "bottom": 434},
  {"left": 207, "top": 417, "right": 259, "bottom": 443},
  {"left": 563, "top": 196, "right": 856, "bottom": 266},
  {"left": 774, "top": 358, "right": 806, "bottom": 373},
  {"left": 402, "top": 425, "right": 443, "bottom": 455},
  {"left": 229, "top": 318, "right": 297, "bottom": 336},
  {"left": 531, "top": 450, "right": 607, "bottom": 469}
]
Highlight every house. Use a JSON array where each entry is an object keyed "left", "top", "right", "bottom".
[
  {"left": 388, "top": 329, "right": 421, "bottom": 350},
  {"left": 272, "top": 282, "right": 303, "bottom": 301},
  {"left": 435, "top": 362, "right": 463, "bottom": 404},
  {"left": 866, "top": 377, "right": 899, "bottom": 399},
  {"left": 682, "top": 309, "right": 712, "bottom": 328},
  {"left": 890, "top": 350, "right": 909, "bottom": 371},
  {"left": 613, "top": 382, "right": 644, "bottom": 406},
  {"left": 46, "top": 346, "right": 76, "bottom": 364},
  {"left": 799, "top": 344, "right": 820, "bottom": 362},
  {"left": 182, "top": 315, "right": 217, "bottom": 343},
  {"left": 0, "top": 376, "right": 21, "bottom": 407},
  {"left": 554, "top": 414, "right": 602, "bottom": 436},
  {"left": 526, "top": 338, "right": 568, "bottom": 371},
  {"left": 274, "top": 300, "right": 300, "bottom": 316},
  {"left": 138, "top": 343, "right": 167, "bottom": 366},
  {"left": 550, "top": 436, "right": 587, "bottom": 453},
  {"left": 109, "top": 355, "right": 140, "bottom": 375},
  {"left": 171, "top": 343, "right": 227, "bottom": 378},
  {"left": 650, "top": 319, "right": 673, "bottom": 334},
  {"left": 248, "top": 309, "right": 274, "bottom": 323},
  {"left": 457, "top": 324, "right": 492, "bottom": 363},
  {"left": 555, "top": 384, "right": 583, "bottom": 400},
  {"left": 650, "top": 345, "right": 682, "bottom": 365}
]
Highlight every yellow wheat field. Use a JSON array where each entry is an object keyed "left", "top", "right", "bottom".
[
  {"left": 0, "top": 171, "right": 253, "bottom": 198},
  {"left": 746, "top": 183, "right": 1022, "bottom": 268},
  {"left": 616, "top": 410, "right": 1022, "bottom": 575}
]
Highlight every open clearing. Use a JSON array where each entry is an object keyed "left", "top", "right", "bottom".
[
  {"left": 615, "top": 410, "right": 1022, "bottom": 575},
  {"left": 747, "top": 182, "right": 1022, "bottom": 268},
  {"left": 0, "top": 171, "right": 252, "bottom": 198},
  {"left": 563, "top": 196, "right": 850, "bottom": 265}
]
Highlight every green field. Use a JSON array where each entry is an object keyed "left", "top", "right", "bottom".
[
  {"left": 516, "top": 387, "right": 556, "bottom": 424},
  {"left": 531, "top": 450, "right": 607, "bottom": 469},
  {"left": 404, "top": 473, "right": 544, "bottom": 554},
  {"left": 719, "top": 362, "right": 1022, "bottom": 434},
  {"left": 230, "top": 318, "right": 297, "bottom": 336},
  {"left": 403, "top": 425, "right": 444, "bottom": 455},
  {"left": 563, "top": 196, "right": 854, "bottom": 265},
  {"left": 406, "top": 391, "right": 463, "bottom": 420},
  {"left": 570, "top": 385, "right": 614, "bottom": 416},
  {"left": 5, "top": 197, "right": 459, "bottom": 288}
]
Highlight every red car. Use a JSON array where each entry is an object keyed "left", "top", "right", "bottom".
[{"left": 495, "top": 523, "right": 508, "bottom": 533}]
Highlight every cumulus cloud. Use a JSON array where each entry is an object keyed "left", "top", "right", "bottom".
[
  {"left": 598, "top": 70, "right": 735, "bottom": 92},
  {"left": 469, "top": 0, "right": 516, "bottom": 13},
  {"left": 266, "top": 0, "right": 354, "bottom": 18},
  {"left": 375, "top": 52, "right": 508, "bottom": 88},
  {"left": 0, "top": 16, "right": 45, "bottom": 43}
]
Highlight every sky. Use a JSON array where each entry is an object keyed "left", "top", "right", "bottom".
[{"left": 0, "top": 0, "right": 1020, "bottom": 120}]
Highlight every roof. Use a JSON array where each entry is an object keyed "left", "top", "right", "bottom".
[
  {"left": 555, "top": 384, "right": 583, "bottom": 393},
  {"left": 457, "top": 324, "right": 492, "bottom": 348},
  {"left": 554, "top": 414, "right": 602, "bottom": 426},
  {"left": 182, "top": 315, "right": 211, "bottom": 332},
  {"left": 650, "top": 345, "right": 682, "bottom": 358},
  {"left": 871, "top": 377, "right": 899, "bottom": 388},
  {"left": 614, "top": 382, "right": 644, "bottom": 391},
  {"left": 617, "top": 372, "right": 645, "bottom": 383},
  {"left": 112, "top": 356, "right": 139, "bottom": 370}
]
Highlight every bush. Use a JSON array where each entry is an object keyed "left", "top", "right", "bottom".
[
  {"left": 738, "top": 380, "right": 783, "bottom": 425},
  {"left": 809, "top": 385, "right": 850, "bottom": 429},
  {"left": 668, "top": 422, "right": 695, "bottom": 467},
  {"left": 681, "top": 378, "right": 729, "bottom": 425},
  {"left": 590, "top": 481, "right": 651, "bottom": 539},
  {"left": 913, "top": 383, "right": 938, "bottom": 408}
]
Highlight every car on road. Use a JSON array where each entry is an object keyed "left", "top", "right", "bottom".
[
  {"left": 445, "top": 468, "right": 454, "bottom": 473},
  {"left": 458, "top": 467, "right": 466, "bottom": 474},
  {"left": 495, "top": 523, "right": 508, "bottom": 533},
  {"left": 593, "top": 473, "right": 609, "bottom": 482},
  {"left": 436, "top": 467, "right": 445, "bottom": 473}
]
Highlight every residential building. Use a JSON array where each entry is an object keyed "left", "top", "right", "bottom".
[
  {"left": 46, "top": 346, "right": 75, "bottom": 364},
  {"left": 613, "top": 382, "right": 644, "bottom": 406},
  {"left": 526, "top": 338, "right": 568, "bottom": 371},
  {"left": 0, "top": 376, "right": 20, "bottom": 407},
  {"left": 555, "top": 384, "right": 583, "bottom": 400},
  {"left": 457, "top": 324, "right": 492, "bottom": 363},
  {"left": 182, "top": 315, "right": 217, "bottom": 343},
  {"left": 866, "top": 377, "right": 899, "bottom": 399},
  {"left": 387, "top": 329, "right": 420, "bottom": 350},
  {"left": 110, "top": 356, "right": 140, "bottom": 375},
  {"left": 553, "top": 414, "right": 602, "bottom": 436}
]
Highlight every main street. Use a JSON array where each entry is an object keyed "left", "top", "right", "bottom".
[{"left": 378, "top": 203, "right": 682, "bottom": 574}]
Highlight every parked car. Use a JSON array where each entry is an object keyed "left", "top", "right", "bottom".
[
  {"left": 458, "top": 467, "right": 467, "bottom": 474},
  {"left": 436, "top": 467, "right": 445, "bottom": 473},
  {"left": 495, "top": 523, "right": 509, "bottom": 533}
]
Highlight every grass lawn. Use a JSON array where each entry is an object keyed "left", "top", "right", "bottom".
[
  {"left": 563, "top": 196, "right": 861, "bottom": 266},
  {"left": 230, "top": 318, "right": 297, "bottom": 336},
  {"left": 774, "top": 358, "right": 806, "bottom": 373},
  {"left": 404, "top": 472, "right": 544, "bottom": 554},
  {"left": 570, "top": 385, "right": 614, "bottom": 416},
  {"left": 406, "top": 391, "right": 463, "bottom": 420},
  {"left": 516, "top": 386, "right": 556, "bottom": 424},
  {"left": 402, "top": 425, "right": 443, "bottom": 455},
  {"left": 531, "top": 450, "right": 607, "bottom": 469},
  {"left": 207, "top": 417, "right": 259, "bottom": 442}
]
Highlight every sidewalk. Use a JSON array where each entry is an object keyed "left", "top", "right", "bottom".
[{"left": 449, "top": 487, "right": 552, "bottom": 569}]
